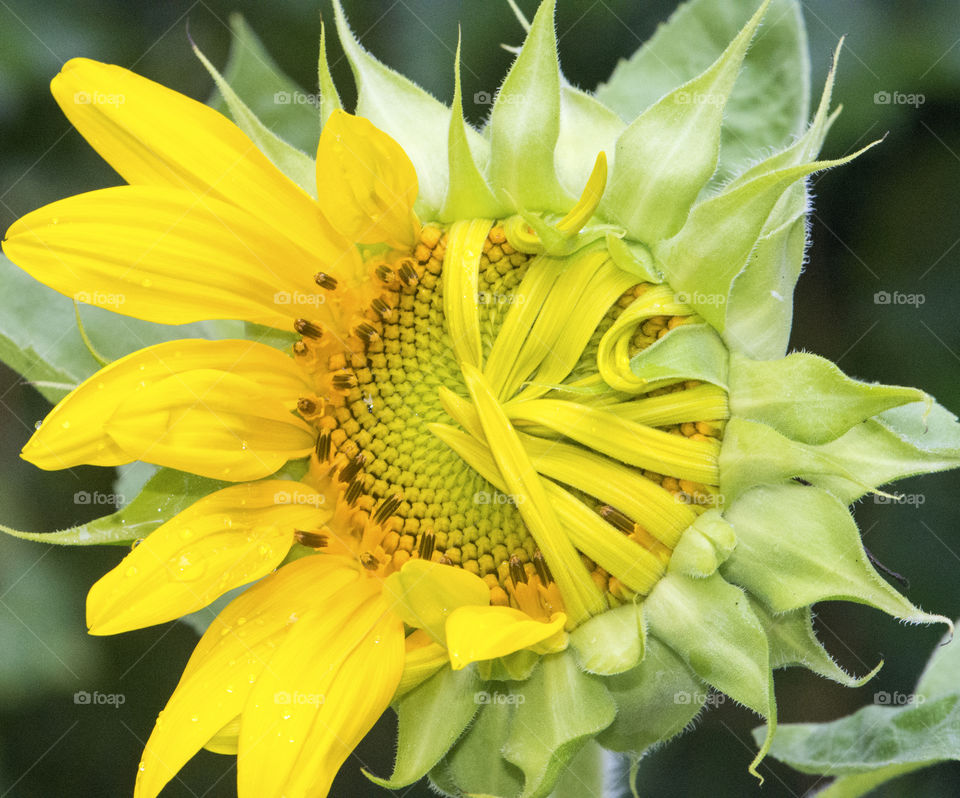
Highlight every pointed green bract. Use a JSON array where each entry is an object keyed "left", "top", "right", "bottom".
[
  {"left": 655, "top": 145, "right": 878, "bottom": 334},
  {"left": 626, "top": 323, "right": 730, "bottom": 390},
  {"left": 317, "top": 20, "right": 342, "bottom": 127},
  {"left": 721, "top": 484, "right": 949, "bottom": 625},
  {"left": 813, "top": 401, "right": 960, "bottom": 503},
  {"left": 598, "top": 636, "right": 706, "bottom": 755},
  {"left": 332, "top": 0, "right": 457, "bottom": 215},
  {"left": 192, "top": 44, "right": 317, "bottom": 197},
  {"left": 751, "top": 603, "right": 881, "bottom": 687},
  {"left": 555, "top": 86, "right": 624, "bottom": 198},
  {"left": 729, "top": 352, "right": 927, "bottom": 445},
  {"left": 441, "top": 37, "right": 504, "bottom": 221},
  {"left": 487, "top": 0, "right": 572, "bottom": 213},
  {"left": 597, "top": 0, "right": 809, "bottom": 186},
  {"left": 669, "top": 511, "right": 736, "bottom": 577},
  {"left": 207, "top": 14, "right": 319, "bottom": 154},
  {"left": 502, "top": 652, "right": 616, "bottom": 798},
  {"left": 603, "top": 0, "right": 771, "bottom": 244},
  {"left": 367, "top": 665, "right": 481, "bottom": 789},
  {"left": 645, "top": 572, "right": 772, "bottom": 720}
]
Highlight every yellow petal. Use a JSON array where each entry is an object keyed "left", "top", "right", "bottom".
[
  {"left": 237, "top": 586, "right": 403, "bottom": 798},
  {"left": 135, "top": 556, "right": 360, "bottom": 798},
  {"left": 204, "top": 715, "right": 241, "bottom": 755},
  {"left": 51, "top": 58, "right": 354, "bottom": 265},
  {"left": 3, "top": 185, "right": 342, "bottom": 329},
  {"left": 87, "top": 480, "right": 331, "bottom": 635},
  {"left": 315, "top": 110, "right": 420, "bottom": 248},
  {"left": 395, "top": 629, "right": 448, "bottom": 697},
  {"left": 22, "top": 338, "right": 311, "bottom": 473},
  {"left": 445, "top": 605, "right": 568, "bottom": 670},
  {"left": 105, "top": 368, "right": 315, "bottom": 481},
  {"left": 383, "top": 558, "right": 489, "bottom": 645}
]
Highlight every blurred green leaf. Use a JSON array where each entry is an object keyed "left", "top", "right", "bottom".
[
  {"left": 758, "top": 625, "right": 960, "bottom": 797},
  {"left": 596, "top": 0, "right": 810, "bottom": 186}
]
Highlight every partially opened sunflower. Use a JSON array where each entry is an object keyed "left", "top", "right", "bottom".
[{"left": 4, "top": 0, "right": 960, "bottom": 796}]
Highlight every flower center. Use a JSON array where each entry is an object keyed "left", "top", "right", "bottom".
[{"left": 292, "top": 222, "right": 729, "bottom": 620}]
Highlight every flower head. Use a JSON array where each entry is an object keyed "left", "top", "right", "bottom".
[{"left": 4, "top": 1, "right": 960, "bottom": 797}]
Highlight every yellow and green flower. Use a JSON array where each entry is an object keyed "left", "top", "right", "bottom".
[{"left": 3, "top": 1, "right": 960, "bottom": 796}]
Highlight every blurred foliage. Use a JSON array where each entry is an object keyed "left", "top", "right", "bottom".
[{"left": 1, "top": 1, "right": 959, "bottom": 796}]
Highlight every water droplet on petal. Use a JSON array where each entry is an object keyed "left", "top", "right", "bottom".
[{"left": 125, "top": 566, "right": 138, "bottom": 577}]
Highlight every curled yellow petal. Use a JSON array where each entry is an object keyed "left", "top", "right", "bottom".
[
  {"left": 384, "top": 558, "right": 489, "bottom": 645},
  {"left": 87, "top": 480, "right": 330, "bottom": 635},
  {"left": 445, "top": 604, "right": 567, "bottom": 670},
  {"left": 22, "top": 338, "right": 312, "bottom": 476},
  {"left": 555, "top": 151, "right": 607, "bottom": 235},
  {"left": 395, "top": 629, "right": 448, "bottom": 697},
  {"left": 51, "top": 58, "right": 353, "bottom": 264},
  {"left": 315, "top": 109, "right": 420, "bottom": 248}
]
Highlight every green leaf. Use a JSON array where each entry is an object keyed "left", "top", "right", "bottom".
[
  {"left": 487, "top": 0, "right": 572, "bottom": 213},
  {"left": 193, "top": 40, "right": 317, "bottom": 197},
  {"left": 206, "top": 14, "right": 319, "bottom": 154},
  {"left": 720, "top": 484, "right": 948, "bottom": 627},
  {"left": 729, "top": 351, "right": 927, "bottom": 445},
  {"left": 598, "top": 636, "right": 706, "bottom": 755},
  {"left": 0, "top": 254, "right": 241, "bottom": 403},
  {"left": 0, "top": 468, "right": 227, "bottom": 546},
  {"left": 502, "top": 651, "right": 616, "bottom": 798},
  {"left": 332, "top": 0, "right": 461, "bottom": 216},
  {"left": 596, "top": 0, "right": 809, "bottom": 186},
  {"left": 602, "top": 0, "right": 771, "bottom": 244},
  {"left": 757, "top": 694, "right": 960, "bottom": 776},
  {"left": 367, "top": 665, "right": 481, "bottom": 789}
]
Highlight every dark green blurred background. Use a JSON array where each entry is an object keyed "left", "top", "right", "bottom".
[{"left": 1, "top": 1, "right": 959, "bottom": 796}]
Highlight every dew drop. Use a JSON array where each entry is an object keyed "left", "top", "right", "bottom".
[
  {"left": 240, "top": 440, "right": 249, "bottom": 451},
  {"left": 125, "top": 566, "right": 138, "bottom": 577},
  {"left": 141, "top": 278, "right": 153, "bottom": 288},
  {"left": 236, "top": 616, "right": 247, "bottom": 626},
  {"left": 178, "top": 527, "right": 193, "bottom": 541},
  {"left": 60, "top": 420, "right": 71, "bottom": 430},
  {"left": 190, "top": 715, "right": 199, "bottom": 723}
]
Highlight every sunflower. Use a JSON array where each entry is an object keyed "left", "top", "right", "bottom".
[{"left": 4, "top": 1, "right": 960, "bottom": 797}]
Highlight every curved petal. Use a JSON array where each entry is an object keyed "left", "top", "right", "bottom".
[
  {"left": 3, "top": 185, "right": 344, "bottom": 328},
  {"left": 315, "top": 110, "right": 419, "bottom": 249},
  {"left": 383, "top": 558, "right": 490, "bottom": 645},
  {"left": 22, "top": 338, "right": 311, "bottom": 472},
  {"left": 51, "top": 58, "right": 353, "bottom": 263},
  {"left": 87, "top": 480, "right": 331, "bottom": 635},
  {"left": 445, "top": 605, "right": 567, "bottom": 670},
  {"left": 134, "top": 556, "right": 360, "bottom": 798},
  {"left": 105, "top": 369, "right": 315, "bottom": 481},
  {"left": 237, "top": 585, "right": 403, "bottom": 798}
]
